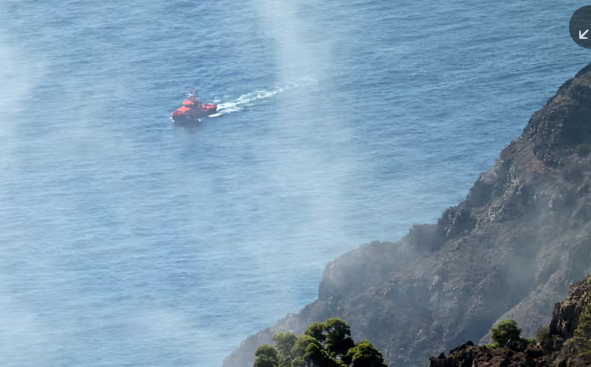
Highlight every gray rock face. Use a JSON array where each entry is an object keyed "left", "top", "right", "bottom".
[
  {"left": 428, "top": 274, "right": 591, "bottom": 367},
  {"left": 223, "top": 63, "right": 591, "bottom": 367}
]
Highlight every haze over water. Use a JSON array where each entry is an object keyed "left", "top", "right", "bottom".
[{"left": 0, "top": 0, "right": 588, "bottom": 366}]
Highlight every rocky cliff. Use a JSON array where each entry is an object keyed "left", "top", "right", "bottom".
[
  {"left": 428, "top": 273, "right": 591, "bottom": 367},
  {"left": 223, "top": 62, "right": 591, "bottom": 367}
]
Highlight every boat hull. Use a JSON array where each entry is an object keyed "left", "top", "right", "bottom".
[
  {"left": 171, "top": 106, "right": 218, "bottom": 123},
  {"left": 170, "top": 91, "right": 218, "bottom": 124}
]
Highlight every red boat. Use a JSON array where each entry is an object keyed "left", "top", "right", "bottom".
[{"left": 170, "top": 90, "right": 218, "bottom": 122}]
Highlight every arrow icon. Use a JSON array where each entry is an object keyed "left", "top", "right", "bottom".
[{"left": 580, "top": 29, "right": 589, "bottom": 39}]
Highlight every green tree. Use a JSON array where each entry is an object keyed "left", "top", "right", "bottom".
[
  {"left": 304, "top": 342, "right": 334, "bottom": 367},
  {"left": 254, "top": 355, "right": 278, "bottom": 367},
  {"left": 324, "top": 318, "right": 355, "bottom": 358},
  {"left": 256, "top": 344, "right": 279, "bottom": 360},
  {"left": 273, "top": 332, "right": 298, "bottom": 367},
  {"left": 305, "top": 322, "right": 327, "bottom": 343},
  {"left": 254, "top": 344, "right": 279, "bottom": 367},
  {"left": 535, "top": 325, "right": 550, "bottom": 344},
  {"left": 573, "top": 303, "right": 591, "bottom": 359},
  {"left": 491, "top": 319, "right": 522, "bottom": 346},
  {"left": 343, "top": 341, "right": 387, "bottom": 367},
  {"left": 291, "top": 357, "right": 305, "bottom": 367},
  {"left": 253, "top": 318, "right": 387, "bottom": 367},
  {"left": 292, "top": 335, "right": 324, "bottom": 359}
]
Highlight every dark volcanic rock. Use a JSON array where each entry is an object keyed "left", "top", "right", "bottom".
[
  {"left": 550, "top": 276, "right": 591, "bottom": 340},
  {"left": 428, "top": 274, "right": 591, "bottom": 367},
  {"left": 223, "top": 63, "right": 591, "bottom": 367}
]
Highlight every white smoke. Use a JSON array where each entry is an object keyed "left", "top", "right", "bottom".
[{"left": 0, "top": 20, "right": 56, "bottom": 366}]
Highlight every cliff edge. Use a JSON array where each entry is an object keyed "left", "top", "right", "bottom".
[
  {"left": 429, "top": 273, "right": 591, "bottom": 367},
  {"left": 223, "top": 62, "right": 591, "bottom": 367}
]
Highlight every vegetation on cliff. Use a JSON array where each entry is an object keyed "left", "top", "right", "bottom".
[
  {"left": 429, "top": 273, "right": 591, "bottom": 367},
  {"left": 253, "top": 318, "right": 386, "bottom": 367},
  {"left": 572, "top": 302, "right": 591, "bottom": 359},
  {"left": 490, "top": 320, "right": 524, "bottom": 347}
]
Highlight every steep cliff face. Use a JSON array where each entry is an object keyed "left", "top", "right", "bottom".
[
  {"left": 223, "top": 63, "right": 591, "bottom": 367},
  {"left": 429, "top": 273, "right": 591, "bottom": 367}
]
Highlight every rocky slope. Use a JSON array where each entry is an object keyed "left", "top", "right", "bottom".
[
  {"left": 223, "top": 62, "right": 591, "bottom": 367},
  {"left": 428, "top": 273, "right": 591, "bottom": 367}
]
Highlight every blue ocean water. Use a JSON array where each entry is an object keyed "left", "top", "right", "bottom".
[{"left": 0, "top": 0, "right": 588, "bottom": 366}]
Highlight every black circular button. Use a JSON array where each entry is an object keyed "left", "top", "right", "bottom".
[{"left": 570, "top": 6, "right": 591, "bottom": 49}]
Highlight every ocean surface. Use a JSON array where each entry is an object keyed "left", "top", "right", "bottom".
[{"left": 0, "top": 0, "right": 588, "bottom": 366}]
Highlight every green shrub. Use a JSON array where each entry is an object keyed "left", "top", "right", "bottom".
[
  {"left": 536, "top": 325, "right": 550, "bottom": 343},
  {"left": 491, "top": 320, "right": 522, "bottom": 347},
  {"left": 254, "top": 344, "right": 279, "bottom": 367},
  {"left": 573, "top": 303, "right": 591, "bottom": 359}
]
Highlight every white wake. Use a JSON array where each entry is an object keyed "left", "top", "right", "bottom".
[{"left": 214, "top": 78, "right": 317, "bottom": 116}]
